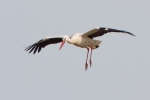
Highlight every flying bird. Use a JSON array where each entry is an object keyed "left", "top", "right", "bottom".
[{"left": 25, "top": 27, "right": 135, "bottom": 70}]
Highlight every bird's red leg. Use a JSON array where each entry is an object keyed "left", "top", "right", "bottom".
[
  {"left": 85, "top": 47, "right": 89, "bottom": 71},
  {"left": 89, "top": 48, "right": 92, "bottom": 67}
]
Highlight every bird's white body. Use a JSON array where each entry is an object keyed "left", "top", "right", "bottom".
[
  {"left": 25, "top": 27, "right": 135, "bottom": 70},
  {"left": 65, "top": 33, "right": 102, "bottom": 49}
]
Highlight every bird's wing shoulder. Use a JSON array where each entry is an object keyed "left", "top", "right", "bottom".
[{"left": 82, "top": 27, "right": 100, "bottom": 38}]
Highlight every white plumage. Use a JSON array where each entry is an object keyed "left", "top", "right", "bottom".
[{"left": 25, "top": 27, "right": 135, "bottom": 70}]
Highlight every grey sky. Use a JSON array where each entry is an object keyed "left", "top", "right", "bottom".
[{"left": 0, "top": 0, "right": 150, "bottom": 100}]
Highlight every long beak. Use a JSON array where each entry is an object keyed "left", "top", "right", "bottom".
[{"left": 59, "top": 40, "right": 65, "bottom": 50}]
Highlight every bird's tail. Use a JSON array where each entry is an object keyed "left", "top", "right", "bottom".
[{"left": 93, "top": 40, "right": 102, "bottom": 45}]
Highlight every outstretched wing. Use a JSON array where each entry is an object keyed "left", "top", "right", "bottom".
[
  {"left": 82, "top": 27, "right": 135, "bottom": 38},
  {"left": 25, "top": 36, "right": 63, "bottom": 54}
]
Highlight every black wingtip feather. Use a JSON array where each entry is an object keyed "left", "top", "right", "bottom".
[
  {"left": 33, "top": 46, "right": 39, "bottom": 54},
  {"left": 38, "top": 46, "right": 42, "bottom": 53},
  {"left": 29, "top": 45, "right": 36, "bottom": 54},
  {"left": 24, "top": 43, "right": 42, "bottom": 54},
  {"left": 25, "top": 45, "right": 33, "bottom": 51},
  {"left": 126, "top": 32, "right": 136, "bottom": 37}
]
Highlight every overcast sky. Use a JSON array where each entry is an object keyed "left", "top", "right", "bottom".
[{"left": 0, "top": 0, "right": 150, "bottom": 100}]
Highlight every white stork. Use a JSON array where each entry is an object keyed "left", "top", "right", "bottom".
[{"left": 25, "top": 27, "right": 135, "bottom": 70}]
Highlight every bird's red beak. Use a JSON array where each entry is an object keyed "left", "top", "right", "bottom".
[{"left": 59, "top": 40, "right": 65, "bottom": 50}]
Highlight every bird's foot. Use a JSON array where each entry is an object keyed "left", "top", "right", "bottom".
[
  {"left": 85, "top": 63, "right": 88, "bottom": 71},
  {"left": 89, "top": 60, "right": 92, "bottom": 67}
]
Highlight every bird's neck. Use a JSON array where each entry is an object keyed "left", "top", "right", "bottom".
[
  {"left": 66, "top": 36, "right": 74, "bottom": 44},
  {"left": 67, "top": 38, "right": 73, "bottom": 44}
]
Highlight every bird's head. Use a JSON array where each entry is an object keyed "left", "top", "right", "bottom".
[{"left": 59, "top": 36, "right": 69, "bottom": 50}]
